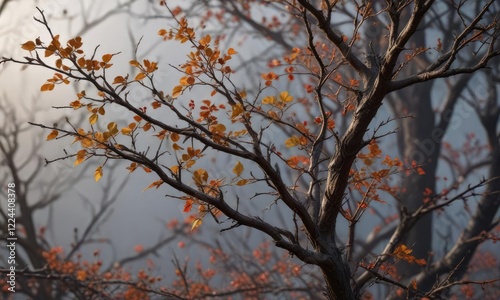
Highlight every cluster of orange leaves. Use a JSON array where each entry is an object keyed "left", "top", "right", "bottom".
[
  {"left": 40, "top": 247, "right": 160, "bottom": 300},
  {"left": 157, "top": 18, "right": 237, "bottom": 98},
  {"left": 393, "top": 244, "right": 427, "bottom": 266},
  {"left": 169, "top": 242, "right": 308, "bottom": 299},
  {"left": 343, "top": 141, "right": 404, "bottom": 219}
]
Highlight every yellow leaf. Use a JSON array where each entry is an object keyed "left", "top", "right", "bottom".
[
  {"left": 285, "top": 136, "right": 301, "bottom": 148},
  {"left": 262, "top": 96, "right": 276, "bottom": 105},
  {"left": 135, "top": 72, "right": 147, "bottom": 81},
  {"left": 46, "top": 130, "right": 58, "bottom": 141},
  {"left": 74, "top": 150, "right": 86, "bottom": 166},
  {"left": 21, "top": 41, "right": 36, "bottom": 51},
  {"left": 236, "top": 179, "right": 248, "bottom": 186},
  {"left": 107, "top": 122, "right": 118, "bottom": 135},
  {"left": 233, "top": 161, "right": 244, "bottom": 177},
  {"left": 191, "top": 218, "right": 202, "bottom": 231},
  {"left": 89, "top": 113, "right": 98, "bottom": 125},
  {"left": 81, "top": 138, "right": 93, "bottom": 148},
  {"left": 121, "top": 127, "right": 132, "bottom": 135},
  {"left": 94, "top": 166, "right": 103, "bottom": 182},
  {"left": 193, "top": 168, "right": 208, "bottom": 185},
  {"left": 102, "top": 54, "right": 112, "bottom": 63},
  {"left": 231, "top": 104, "right": 244, "bottom": 119},
  {"left": 279, "top": 91, "right": 293, "bottom": 103},
  {"left": 170, "top": 165, "right": 179, "bottom": 174},
  {"left": 172, "top": 85, "right": 183, "bottom": 98},
  {"left": 210, "top": 123, "right": 226, "bottom": 134}
]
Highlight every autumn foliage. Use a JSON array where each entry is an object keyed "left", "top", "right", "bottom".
[{"left": 2, "top": 1, "right": 500, "bottom": 299}]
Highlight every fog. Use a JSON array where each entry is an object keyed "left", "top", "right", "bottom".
[{"left": 0, "top": 0, "right": 296, "bottom": 282}]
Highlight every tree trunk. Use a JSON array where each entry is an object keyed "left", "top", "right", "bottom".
[
  {"left": 319, "top": 246, "right": 358, "bottom": 300},
  {"left": 391, "top": 79, "right": 438, "bottom": 279}
]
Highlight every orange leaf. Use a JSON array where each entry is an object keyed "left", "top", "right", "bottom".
[
  {"left": 209, "top": 123, "right": 226, "bottom": 134},
  {"left": 46, "top": 130, "right": 58, "bottom": 141},
  {"left": 172, "top": 143, "right": 183, "bottom": 151},
  {"left": 40, "top": 83, "right": 55, "bottom": 92},
  {"left": 152, "top": 101, "right": 162, "bottom": 109},
  {"left": 21, "top": 41, "right": 36, "bottom": 51},
  {"left": 102, "top": 53, "right": 112, "bottom": 63},
  {"left": 170, "top": 132, "right": 180, "bottom": 142},
  {"left": 199, "top": 35, "right": 211, "bottom": 46},
  {"left": 129, "top": 60, "right": 140, "bottom": 67},
  {"left": 193, "top": 168, "right": 208, "bottom": 185},
  {"left": 126, "top": 163, "right": 138, "bottom": 173},
  {"left": 135, "top": 72, "right": 147, "bottom": 81},
  {"left": 227, "top": 48, "right": 237, "bottom": 55},
  {"left": 143, "top": 179, "right": 164, "bottom": 191},
  {"left": 143, "top": 122, "right": 152, "bottom": 131},
  {"left": 77, "top": 57, "right": 86, "bottom": 68},
  {"left": 268, "top": 110, "right": 279, "bottom": 119},
  {"left": 134, "top": 245, "right": 144, "bottom": 253},
  {"left": 179, "top": 76, "right": 195, "bottom": 85},
  {"left": 183, "top": 200, "right": 193, "bottom": 212},
  {"left": 113, "top": 76, "right": 126, "bottom": 84}
]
